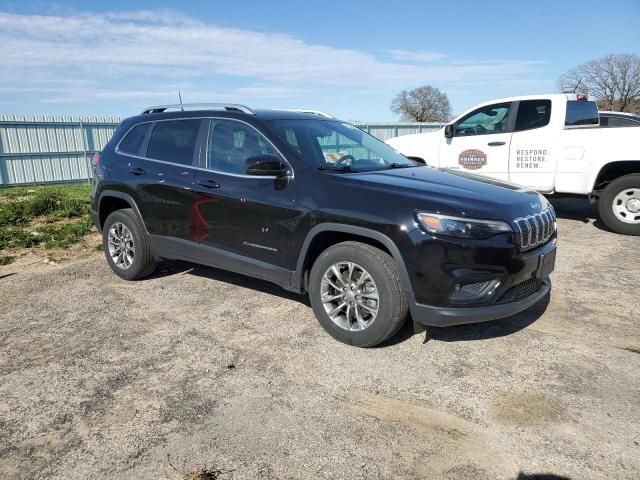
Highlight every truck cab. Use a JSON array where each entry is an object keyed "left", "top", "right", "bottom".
[{"left": 387, "top": 94, "right": 640, "bottom": 235}]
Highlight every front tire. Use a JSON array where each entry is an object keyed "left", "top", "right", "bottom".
[
  {"left": 309, "top": 241, "right": 408, "bottom": 347},
  {"left": 598, "top": 174, "right": 640, "bottom": 235},
  {"left": 103, "top": 208, "right": 157, "bottom": 280}
]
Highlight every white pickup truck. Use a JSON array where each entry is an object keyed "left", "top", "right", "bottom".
[{"left": 387, "top": 93, "right": 640, "bottom": 235}]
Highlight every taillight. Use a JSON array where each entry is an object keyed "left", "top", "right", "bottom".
[{"left": 92, "top": 153, "right": 101, "bottom": 167}]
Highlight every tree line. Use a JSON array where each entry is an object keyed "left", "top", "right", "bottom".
[{"left": 391, "top": 53, "right": 640, "bottom": 122}]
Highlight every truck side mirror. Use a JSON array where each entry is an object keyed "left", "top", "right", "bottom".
[{"left": 444, "top": 124, "right": 454, "bottom": 138}]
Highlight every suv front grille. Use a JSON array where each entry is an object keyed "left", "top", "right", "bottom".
[
  {"left": 513, "top": 207, "right": 556, "bottom": 251},
  {"left": 497, "top": 278, "right": 540, "bottom": 304}
]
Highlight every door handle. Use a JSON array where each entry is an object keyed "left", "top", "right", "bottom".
[
  {"left": 487, "top": 141, "right": 506, "bottom": 146},
  {"left": 198, "top": 179, "right": 220, "bottom": 189},
  {"left": 129, "top": 167, "right": 145, "bottom": 175}
]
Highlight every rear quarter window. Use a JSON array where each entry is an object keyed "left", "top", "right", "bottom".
[
  {"left": 565, "top": 101, "right": 599, "bottom": 127},
  {"left": 118, "top": 123, "right": 151, "bottom": 155}
]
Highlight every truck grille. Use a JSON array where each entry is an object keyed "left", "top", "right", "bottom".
[{"left": 513, "top": 207, "right": 556, "bottom": 251}]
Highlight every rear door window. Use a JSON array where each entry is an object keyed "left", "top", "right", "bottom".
[
  {"left": 515, "top": 100, "right": 551, "bottom": 131},
  {"left": 147, "top": 119, "right": 201, "bottom": 165},
  {"left": 118, "top": 123, "right": 151, "bottom": 155},
  {"left": 565, "top": 101, "right": 599, "bottom": 126}
]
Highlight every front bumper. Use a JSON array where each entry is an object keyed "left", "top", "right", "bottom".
[
  {"left": 402, "top": 228, "right": 556, "bottom": 328},
  {"left": 411, "top": 278, "right": 550, "bottom": 327}
]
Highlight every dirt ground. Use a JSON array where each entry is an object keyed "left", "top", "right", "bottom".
[{"left": 0, "top": 198, "right": 639, "bottom": 480}]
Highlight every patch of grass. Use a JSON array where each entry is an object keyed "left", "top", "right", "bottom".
[
  {"left": 0, "top": 227, "right": 40, "bottom": 249},
  {"left": 0, "top": 184, "right": 93, "bottom": 251},
  {"left": 0, "top": 184, "right": 90, "bottom": 227},
  {"left": 40, "top": 219, "right": 94, "bottom": 249},
  {"left": 0, "top": 255, "right": 13, "bottom": 265}
]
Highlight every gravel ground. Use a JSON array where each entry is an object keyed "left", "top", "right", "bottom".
[{"left": 0, "top": 198, "right": 639, "bottom": 480}]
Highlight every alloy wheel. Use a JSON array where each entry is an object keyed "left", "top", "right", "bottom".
[
  {"left": 107, "top": 222, "right": 135, "bottom": 269},
  {"left": 320, "top": 261, "right": 379, "bottom": 331}
]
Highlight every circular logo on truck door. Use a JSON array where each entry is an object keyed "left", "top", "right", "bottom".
[{"left": 458, "top": 149, "right": 487, "bottom": 170}]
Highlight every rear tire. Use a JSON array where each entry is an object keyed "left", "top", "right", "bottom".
[
  {"left": 597, "top": 174, "right": 640, "bottom": 236},
  {"left": 103, "top": 208, "right": 157, "bottom": 280},
  {"left": 308, "top": 241, "right": 408, "bottom": 347}
]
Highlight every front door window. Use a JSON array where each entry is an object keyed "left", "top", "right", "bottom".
[{"left": 455, "top": 103, "right": 511, "bottom": 136}]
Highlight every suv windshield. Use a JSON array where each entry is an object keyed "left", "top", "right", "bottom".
[{"left": 267, "top": 119, "right": 416, "bottom": 172}]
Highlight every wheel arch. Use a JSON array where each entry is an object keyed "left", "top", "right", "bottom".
[
  {"left": 592, "top": 161, "right": 640, "bottom": 193},
  {"left": 293, "top": 224, "right": 414, "bottom": 301},
  {"left": 98, "top": 190, "right": 148, "bottom": 234}
]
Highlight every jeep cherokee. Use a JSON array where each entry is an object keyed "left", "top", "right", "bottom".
[{"left": 90, "top": 103, "right": 557, "bottom": 347}]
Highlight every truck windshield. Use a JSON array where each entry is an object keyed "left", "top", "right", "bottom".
[
  {"left": 266, "top": 119, "right": 417, "bottom": 171},
  {"left": 565, "top": 101, "right": 599, "bottom": 126}
]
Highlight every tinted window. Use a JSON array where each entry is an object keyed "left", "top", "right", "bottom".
[
  {"left": 268, "top": 119, "right": 414, "bottom": 171},
  {"left": 515, "top": 100, "right": 551, "bottom": 131},
  {"left": 207, "top": 120, "right": 281, "bottom": 174},
  {"left": 565, "top": 101, "right": 599, "bottom": 126},
  {"left": 147, "top": 119, "right": 201, "bottom": 165},
  {"left": 603, "top": 116, "right": 640, "bottom": 127},
  {"left": 278, "top": 127, "right": 302, "bottom": 155},
  {"left": 118, "top": 123, "right": 150, "bottom": 155},
  {"left": 455, "top": 103, "right": 511, "bottom": 136}
]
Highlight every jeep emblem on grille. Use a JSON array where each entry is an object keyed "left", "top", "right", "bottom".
[{"left": 458, "top": 149, "right": 487, "bottom": 170}]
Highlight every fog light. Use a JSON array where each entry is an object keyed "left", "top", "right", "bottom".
[{"left": 450, "top": 279, "right": 501, "bottom": 302}]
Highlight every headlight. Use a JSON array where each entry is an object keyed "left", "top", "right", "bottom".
[{"left": 415, "top": 212, "right": 512, "bottom": 239}]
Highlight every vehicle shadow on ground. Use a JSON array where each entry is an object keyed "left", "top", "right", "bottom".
[
  {"left": 149, "top": 262, "right": 549, "bottom": 347},
  {"left": 401, "top": 293, "right": 550, "bottom": 345},
  {"left": 548, "top": 196, "right": 610, "bottom": 232},
  {"left": 149, "top": 260, "right": 308, "bottom": 305}
]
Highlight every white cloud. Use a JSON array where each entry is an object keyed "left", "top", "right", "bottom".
[
  {"left": 0, "top": 9, "right": 544, "bottom": 106},
  {"left": 386, "top": 49, "right": 449, "bottom": 63}
]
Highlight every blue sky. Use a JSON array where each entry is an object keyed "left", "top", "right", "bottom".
[{"left": 0, "top": 0, "right": 638, "bottom": 120}]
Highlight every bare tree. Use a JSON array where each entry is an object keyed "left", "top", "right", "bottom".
[
  {"left": 391, "top": 86, "right": 451, "bottom": 122},
  {"left": 559, "top": 54, "right": 640, "bottom": 113}
]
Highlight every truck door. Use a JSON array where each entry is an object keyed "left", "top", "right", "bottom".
[
  {"left": 508, "top": 99, "right": 556, "bottom": 191},
  {"left": 439, "top": 102, "right": 513, "bottom": 181}
]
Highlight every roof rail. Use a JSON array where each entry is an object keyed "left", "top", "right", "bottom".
[
  {"left": 276, "top": 109, "right": 335, "bottom": 118},
  {"left": 141, "top": 103, "right": 255, "bottom": 115}
]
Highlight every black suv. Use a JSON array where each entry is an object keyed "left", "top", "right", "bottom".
[{"left": 90, "top": 103, "right": 557, "bottom": 347}]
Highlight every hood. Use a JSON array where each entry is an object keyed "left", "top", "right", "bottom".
[
  {"left": 387, "top": 130, "right": 442, "bottom": 164},
  {"left": 342, "top": 166, "right": 548, "bottom": 221}
]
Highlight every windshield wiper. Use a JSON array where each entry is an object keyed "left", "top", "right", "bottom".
[
  {"left": 368, "top": 163, "right": 417, "bottom": 171},
  {"left": 387, "top": 163, "right": 416, "bottom": 169},
  {"left": 317, "top": 164, "right": 355, "bottom": 173}
]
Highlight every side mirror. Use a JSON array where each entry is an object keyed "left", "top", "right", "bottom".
[
  {"left": 246, "top": 155, "right": 290, "bottom": 177},
  {"left": 444, "top": 124, "right": 454, "bottom": 138}
]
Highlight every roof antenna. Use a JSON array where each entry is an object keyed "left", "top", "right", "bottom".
[
  {"left": 178, "top": 91, "right": 184, "bottom": 111},
  {"left": 573, "top": 78, "right": 583, "bottom": 93}
]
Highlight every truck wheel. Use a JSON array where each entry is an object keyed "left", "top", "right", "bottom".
[
  {"left": 103, "top": 208, "right": 157, "bottom": 280},
  {"left": 308, "top": 241, "right": 408, "bottom": 347},
  {"left": 598, "top": 174, "right": 640, "bottom": 236}
]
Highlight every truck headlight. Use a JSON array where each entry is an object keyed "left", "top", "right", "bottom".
[{"left": 415, "top": 212, "right": 512, "bottom": 239}]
